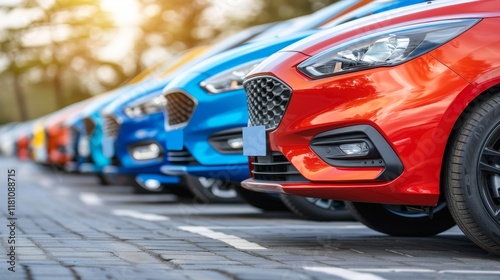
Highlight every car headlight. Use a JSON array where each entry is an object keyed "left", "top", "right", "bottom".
[
  {"left": 123, "top": 95, "right": 167, "bottom": 118},
  {"left": 298, "top": 19, "right": 480, "bottom": 79},
  {"left": 200, "top": 59, "right": 263, "bottom": 94}
]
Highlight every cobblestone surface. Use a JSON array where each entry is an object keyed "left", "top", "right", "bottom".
[{"left": 0, "top": 158, "right": 500, "bottom": 280}]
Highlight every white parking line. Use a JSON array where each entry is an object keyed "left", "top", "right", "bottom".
[
  {"left": 439, "top": 270, "right": 500, "bottom": 275},
  {"left": 206, "top": 225, "right": 367, "bottom": 230},
  {"left": 353, "top": 268, "right": 435, "bottom": 273},
  {"left": 179, "top": 226, "right": 267, "bottom": 250},
  {"left": 329, "top": 268, "right": 500, "bottom": 276},
  {"left": 112, "top": 209, "right": 170, "bottom": 221},
  {"left": 38, "top": 178, "right": 53, "bottom": 189},
  {"left": 304, "top": 267, "right": 387, "bottom": 280},
  {"left": 79, "top": 193, "right": 103, "bottom": 206}
]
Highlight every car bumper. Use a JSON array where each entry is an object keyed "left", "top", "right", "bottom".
[{"left": 161, "top": 163, "right": 249, "bottom": 181}]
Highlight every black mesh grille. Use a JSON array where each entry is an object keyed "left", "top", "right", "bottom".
[
  {"left": 244, "top": 76, "right": 292, "bottom": 130},
  {"left": 103, "top": 114, "right": 121, "bottom": 139},
  {"left": 68, "top": 126, "right": 79, "bottom": 160},
  {"left": 82, "top": 117, "right": 96, "bottom": 136},
  {"left": 252, "top": 152, "right": 307, "bottom": 182},
  {"left": 165, "top": 92, "right": 196, "bottom": 127},
  {"left": 167, "top": 148, "right": 198, "bottom": 165}
]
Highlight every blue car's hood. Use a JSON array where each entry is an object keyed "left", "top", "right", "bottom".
[
  {"left": 101, "top": 78, "right": 170, "bottom": 115},
  {"left": 163, "top": 30, "right": 318, "bottom": 92}
]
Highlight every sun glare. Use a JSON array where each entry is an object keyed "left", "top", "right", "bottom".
[{"left": 100, "top": 0, "right": 140, "bottom": 26}]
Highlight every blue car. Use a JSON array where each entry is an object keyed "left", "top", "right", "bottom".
[
  {"left": 97, "top": 0, "right": 378, "bottom": 199},
  {"left": 95, "top": 22, "right": 286, "bottom": 193},
  {"left": 63, "top": 22, "right": 272, "bottom": 188},
  {"left": 159, "top": 0, "right": 430, "bottom": 217}
]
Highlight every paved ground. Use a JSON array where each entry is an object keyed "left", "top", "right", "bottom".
[{"left": 1, "top": 157, "right": 500, "bottom": 280}]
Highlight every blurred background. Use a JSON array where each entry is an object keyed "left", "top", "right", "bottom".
[{"left": 0, "top": 0, "right": 337, "bottom": 124}]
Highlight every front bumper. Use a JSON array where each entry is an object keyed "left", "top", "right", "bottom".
[
  {"left": 100, "top": 110, "right": 181, "bottom": 185},
  {"left": 161, "top": 163, "right": 249, "bottom": 181}
]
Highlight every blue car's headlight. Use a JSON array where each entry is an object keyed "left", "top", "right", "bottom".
[
  {"left": 298, "top": 19, "right": 479, "bottom": 79},
  {"left": 123, "top": 95, "right": 167, "bottom": 118},
  {"left": 200, "top": 59, "right": 263, "bottom": 94}
]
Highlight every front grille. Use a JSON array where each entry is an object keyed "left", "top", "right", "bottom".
[
  {"left": 167, "top": 148, "right": 198, "bottom": 165},
  {"left": 67, "top": 126, "right": 79, "bottom": 160},
  {"left": 244, "top": 76, "right": 292, "bottom": 130},
  {"left": 252, "top": 152, "right": 307, "bottom": 182},
  {"left": 82, "top": 117, "right": 96, "bottom": 136},
  {"left": 165, "top": 92, "right": 196, "bottom": 127},
  {"left": 103, "top": 114, "right": 121, "bottom": 139}
]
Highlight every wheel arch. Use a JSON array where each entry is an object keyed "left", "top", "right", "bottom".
[{"left": 439, "top": 81, "right": 500, "bottom": 197}]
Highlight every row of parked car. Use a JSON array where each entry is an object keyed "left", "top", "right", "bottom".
[{"left": 1, "top": 0, "right": 500, "bottom": 255}]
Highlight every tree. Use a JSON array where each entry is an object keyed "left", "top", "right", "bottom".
[
  {"left": 0, "top": 0, "right": 125, "bottom": 120},
  {"left": 131, "top": 0, "right": 215, "bottom": 72}
]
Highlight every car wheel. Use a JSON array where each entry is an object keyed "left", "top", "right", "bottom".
[
  {"left": 233, "top": 183, "right": 289, "bottom": 211},
  {"left": 444, "top": 93, "right": 500, "bottom": 255},
  {"left": 345, "top": 202, "right": 455, "bottom": 236},
  {"left": 185, "top": 175, "right": 241, "bottom": 203},
  {"left": 97, "top": 173, "right": 111, "bottom": 186},
  {"left": 280, "top": 194, "right": 353, "bottom": 221}
]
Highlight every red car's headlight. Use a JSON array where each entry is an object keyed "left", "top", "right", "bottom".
[{"left": 298, "top": 19, "right": 480, "bottom": 79}]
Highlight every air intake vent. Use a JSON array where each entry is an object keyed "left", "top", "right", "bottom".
[
  {"left": 252, "top": 151, "right": 307, "bottom": 182},
  {"left": 167, "top": 148, "right": 198, "bottom": 165}
]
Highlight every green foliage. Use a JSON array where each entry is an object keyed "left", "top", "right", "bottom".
[
  {"left": 226, "top": 0, "right": 338, "bottom": 28},
  {"left": 0, "top": 0, "right": 339, "bottom": 124},
  {"left": 0, "top": 0, "right": 121, "bottom": 121}
]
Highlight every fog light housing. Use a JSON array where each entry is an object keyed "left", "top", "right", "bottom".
[
  {"left": 131, "top": 143, "right": 161, "bottom": 160},
  {"left": 78, "top": 137, "right": 90, "bottom": 157},
  {"left": 339, "top": 142, "right": 369, "bottom": 156},
  {"left": 208, "top": 128, "right": 244, "bottom": 154},
  {"left": 144, "top": 179, "right": 162, "bottom": 190},
  {"left": 227, "top": 137, "right": 243, "bottom": 149}
]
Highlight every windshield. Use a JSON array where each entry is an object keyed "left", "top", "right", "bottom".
[{"left": 320, "top": 0, "right": 424, "bottom": 29}]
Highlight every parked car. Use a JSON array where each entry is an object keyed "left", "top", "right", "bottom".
[
  {"left": 15, "top": 120, "right": 35, "bottom": 161},
  {"left": 158, "top": 0, "right": 427, "bottom": 217},
  {"left": 28, "top": 100, "right": 90, "bottom": 166},
  {"left": 61, "top": 49, "right": 211, "bottom": 186},
  {"left": 98, "top": 0, "right": 390, "bottom": 206},
  {"left": 31, "top": 117, "right": 49, "bottom": 163},
  {"left": 44, "top": 101, "right": 92, "bottom": 166},
  {"left": 241, "top": 0, "right": 500, "bottom": 255},
  {"left": 0, "top": 122, "right": 18, "bottom": 157},
  {"left": 96, "top": 21, "right": 299, "bottom": 194}
]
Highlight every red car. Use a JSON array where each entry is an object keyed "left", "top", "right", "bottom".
[
  {"left": 45, "top": 101, "right": 91, "bottom": 166},
  {"left": 242, "top": 0, "right": 500, "bottom": 255}
]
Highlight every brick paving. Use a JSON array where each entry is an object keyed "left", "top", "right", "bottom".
[{"left": 1, "top": 158, "right": 500, "bottom": 280}]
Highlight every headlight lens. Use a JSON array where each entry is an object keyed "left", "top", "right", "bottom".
[
  {"left": 299, "top": 19, "right": 479, "bottom": 79},
  {"left": 123, "top": 95, "right": 167, "bottom": 118},
  {"left": 200, "top": 59, "right": 263, "bottom": 94}
]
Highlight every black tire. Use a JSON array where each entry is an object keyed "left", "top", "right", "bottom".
[
  {"left": 131, "top": 179, "right": 191, "bottom": 196},
  {"left": 444, "top": 93, "right": 500, "bottom": 255},
  {"left": 280, "top": 194, "right": 353, "bottom": 221},
  {"left": 345, "top": 202, "right": 455, "bottom": 236},
  {"left": 185, "top": 175, "right": 241, "bottom": 203},
  {"left": 233, "top": 183, "right": 289, "bottom": 211},
  {"left": 97, "top": 173, "right": 111, "bottom": 186},
  {"left": 132, "top": 182, "right": 158, "bottom": 194}
]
